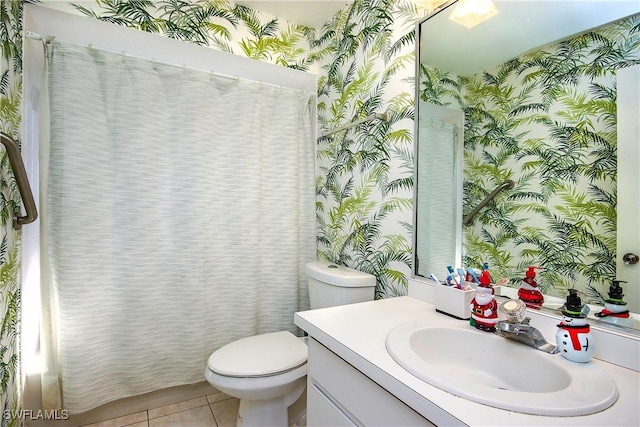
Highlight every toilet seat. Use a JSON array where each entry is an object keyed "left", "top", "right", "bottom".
[{"left": 207, "top": 331, "right": 308, "bottom": 378}]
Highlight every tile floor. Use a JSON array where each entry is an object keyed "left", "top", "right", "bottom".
[
  {"left": 80, "top": 393, "right": 239, "bottom": 427},
  {"left": 25, "top": 381, "right": 304, "bottom": 427}
]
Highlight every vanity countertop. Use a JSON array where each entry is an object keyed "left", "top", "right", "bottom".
[{"left": 294, "top": 296, "right": 640, "bottom": 426}]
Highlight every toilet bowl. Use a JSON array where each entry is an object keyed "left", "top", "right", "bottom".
[
  {"left": 204, "top": 331, "right": 308, "bottom": 426},
  {"left": 204, "top": 261, "right": 376, "bottom": 426}
]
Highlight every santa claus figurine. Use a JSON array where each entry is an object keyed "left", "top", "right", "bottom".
[
  {"left": 555, "top": 289, "right": 594, "bottom": 363},
  {"left": 470, "top": 270, "right": 498, "bottom": 332},
  {"left": 518, "top": 266, "right": 544, "bottom": 305}
]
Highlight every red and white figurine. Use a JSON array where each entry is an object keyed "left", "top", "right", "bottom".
[
  {"left": 470, "top": 270, "right": 498, "bottom": 332},
  {"left": 518, "top": 266, "right": 544, "bottom": 305},
  {"left": 555, "top": 289, "right": 594, "bottom": 363}
]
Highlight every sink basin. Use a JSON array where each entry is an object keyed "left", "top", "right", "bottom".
[{"left": 386, "top": 321, "right": 618, "bottom": 416}]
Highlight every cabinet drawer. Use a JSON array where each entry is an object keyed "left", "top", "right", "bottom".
[
  {"left": 307, "top": 338, "right": 433, "bottom": 426},
  {"left": 307, "top": 382, "right": 357, "bottom": 427}
]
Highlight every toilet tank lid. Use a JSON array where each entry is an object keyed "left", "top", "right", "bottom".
[{"left": 305, "top": 261, "right": 376, "bottom": 288}]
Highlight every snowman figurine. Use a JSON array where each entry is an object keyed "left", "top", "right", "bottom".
[
  {"left": 600, "top": 280, "right": 629, "bottom": 316},
  {"left": 555, "top": 289, "right": 594, "bottom": 363},
  {"left": 595, "top": 280, "right": 631, "bottom": 327},
  {"left": 469, "top": 270, "right": 498, "bottom": 332}
]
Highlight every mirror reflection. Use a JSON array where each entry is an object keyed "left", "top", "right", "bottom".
[{"left": 414, "top": 0, "right": 640, "bottom": 331}]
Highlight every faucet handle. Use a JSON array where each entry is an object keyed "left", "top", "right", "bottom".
[{"left": 499, "top": 299, "right": 526, "bottom": 322}]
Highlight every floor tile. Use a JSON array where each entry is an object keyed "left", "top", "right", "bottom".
[
  {"left": 81, "top": 411, "right": 148, "bottom": 427},
  {"left": 206, "top": 392, "right": 232, "bottom": 404},
  {"left": 148, "top": 405, "right": 216, "bottom": 427},
  {"left": 148, "top": 397, "right": 209, "bottom": 420},
  {"left": 125, "top": 422, "right": 149, "bottom": 427},
  {"left": 210, "top": 398, "right": 240, "bottom": 427}
]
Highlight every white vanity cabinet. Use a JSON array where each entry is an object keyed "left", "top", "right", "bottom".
[
  {"left": 306, "top": 338, "right": 433, "bottom": 427},
  {"left": 295, "top": 297, "right": 640, "bottom": 427}
]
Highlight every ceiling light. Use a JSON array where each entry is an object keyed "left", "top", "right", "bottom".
[
  {"left": 449, "top": 0, "right": 499, "bottom": 28},
  {"left": 419, "top": 0, "right": 450, "bottom": 12}
]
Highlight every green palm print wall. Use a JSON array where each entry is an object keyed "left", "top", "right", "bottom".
[
  {"left": 0, "top": 0, "right": 418, "bottom": 419},
  {"left": 1, "top": 0, "right": 25, "bottom": 425},
  {"left": 314, "top": 0, "right": 417, "bottom": 298},
  {"left": 422, "top": 15, "right": 640, "bottom": 304}
]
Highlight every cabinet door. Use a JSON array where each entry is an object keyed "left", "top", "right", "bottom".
[
  {"left": 307, "top": 383, "right": 357, "bottom": 427},
  {"left": 307, "top": 338, "right": 434, "bottom": 426}
]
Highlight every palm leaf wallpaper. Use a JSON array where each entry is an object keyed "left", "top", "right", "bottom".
[
  {"left": 0, "top": 0, "right": 637, "bottom": 420},
  {"left": 314, "top": 0, "right": 417, "bottom": 298},
  {"left": 0, "top": 0, "right": 25, "bottom": 425},
  {"left": 453, "top": 15, "right": 639, "bottom": 303},
  {"left": 72, "top": 0, "right": 316, "bottom": 69}
]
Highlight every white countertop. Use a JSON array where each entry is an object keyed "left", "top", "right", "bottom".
[{"left": 294, "top": 296, "right": 640, "bottom": 426}]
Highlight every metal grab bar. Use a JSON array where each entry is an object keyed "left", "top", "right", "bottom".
[
  {"left": 463, "top": 180, "right": 514, "bottom": 226},
  {"left": 0, "top": 132, "right": 38, "bottom": 230}
]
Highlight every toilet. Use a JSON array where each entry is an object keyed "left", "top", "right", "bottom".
[{"left": 204, "top": 261, "right": 376, "bottom": 426}]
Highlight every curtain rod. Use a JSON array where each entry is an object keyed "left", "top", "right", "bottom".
[
  {"left": 321, "top": 112, "right": 389, "bottom": 138},
  {"left": 26, "top": 31, "right": 55, "bottom": 43},
  {"left": 25, "top": 31, "right": 313, "bottom": 94}
]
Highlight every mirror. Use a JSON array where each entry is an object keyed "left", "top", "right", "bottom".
[{"left": 414, "top": 0, "right": 640, "bottom": 332}]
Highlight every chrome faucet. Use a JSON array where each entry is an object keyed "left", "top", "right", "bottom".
[{"left": 494, "top": 299, "right": 559, "bottom": 354}]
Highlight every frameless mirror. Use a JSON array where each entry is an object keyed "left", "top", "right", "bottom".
[{"left": 413, "top": 0, "right": 640, "bottom": 332}]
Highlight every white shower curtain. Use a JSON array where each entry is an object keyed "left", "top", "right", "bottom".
[
  {"left": 40, "top": 40, "right": 316, "bottom": 413},
  {"left": 416, "top": 117, "right": 459, "bottom": 276}
]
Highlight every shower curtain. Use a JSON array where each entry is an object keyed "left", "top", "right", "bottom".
[
  {"left": 416, "top": 117, "right": 459, "bottom": 277},
  {"left": 40, "top": 41, "right": 316, "bottom": 413}
]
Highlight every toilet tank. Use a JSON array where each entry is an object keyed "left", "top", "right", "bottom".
[{"left": 305, "top": 261, "right": 376, "bottom": 309}]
